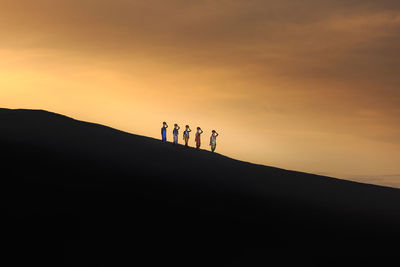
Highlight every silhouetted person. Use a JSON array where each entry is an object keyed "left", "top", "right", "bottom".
[
  {"left": 195, "top": 127, "right": 203, "bottom": 149},
  {"left": 173, "top": 124, "right": 180, "bottom": 145},
  {"left": 183, "top": 125, "right": 192, "bottom": 147},
  {"left": 210, "top": 130, "right": 219, "bottom": 152},
  {"left": 161, "top": 122, "right": 168, "bottom": 142}
]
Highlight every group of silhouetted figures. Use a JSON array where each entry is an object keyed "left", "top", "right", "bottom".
[{"left": 161, "top": 122, "right": 219, "bottom": 152}]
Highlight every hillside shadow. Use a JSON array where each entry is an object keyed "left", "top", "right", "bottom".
[{"left": 1, "top": 108, "right": 400, "bottom": 266}]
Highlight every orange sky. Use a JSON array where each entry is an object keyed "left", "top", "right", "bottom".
[{"left": 1, "top": 0, "right": 400, "bottom": 187}]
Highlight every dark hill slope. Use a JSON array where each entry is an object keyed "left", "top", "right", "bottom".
[{"left": 1, "top": 108, "right": 400, "bottom": 266}]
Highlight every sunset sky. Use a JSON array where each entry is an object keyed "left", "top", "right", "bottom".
[{"left": 1, "top": 0, "right": 400, "bottom": 187}]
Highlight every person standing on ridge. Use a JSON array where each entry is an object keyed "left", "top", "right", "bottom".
[
  {"left": 195, "top": 127, "right": 203, "bottom": 149},
  {"left": 161, "top": 122, "right": 168, "bottom": 142},
  {"left": 210, "top": 130, "right": 219, "bottom": 152},
  {"left": 173, "top": 124, "right": 180, "bottom": 145},
  {"left": 183, "top": 125, "right": 192, "bottom": 147}
]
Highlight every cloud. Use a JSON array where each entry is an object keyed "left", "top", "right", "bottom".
[{"left": 2, "top": 0, "right": 400, "bottom": 112}]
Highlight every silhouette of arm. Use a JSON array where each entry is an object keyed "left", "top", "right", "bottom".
[
  {"left": 215, "top": 132, "right": 219, "bottom": 137},
  {"left": 177, "top": 126, "right": 180, "bottom": 130},
  {"left": 188, "top": 128, "right": 192, "bottom": 132},
  {"left": 200, "top": 129, "right": 203, "bottom": 134},
  {"left": 166, "top": 123, "right": 168, "bottom": 128}
]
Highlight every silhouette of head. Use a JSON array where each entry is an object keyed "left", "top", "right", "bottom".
[
  {"left": 197, "top": 127, "right": 200, "bottom": 130},
  {"left": 174, "top": 124, "right": 178, "bottom": 127},
  {"left": 163, "top": 122, "right": 166, "bottom": 125},
  {"left": 186, "top": 125, "right": 189, "bottom": 129},
  {"left": 212, "top": 130, "right": 216, "bottom": 133}
]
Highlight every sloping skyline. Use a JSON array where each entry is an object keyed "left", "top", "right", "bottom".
[{"left": 1, "top": 0, "right": 400, "bottom": 187}]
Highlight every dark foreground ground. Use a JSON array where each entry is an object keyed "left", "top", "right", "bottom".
[{"left": 1, "top": 108, "right": 400, "bottom": 266}]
